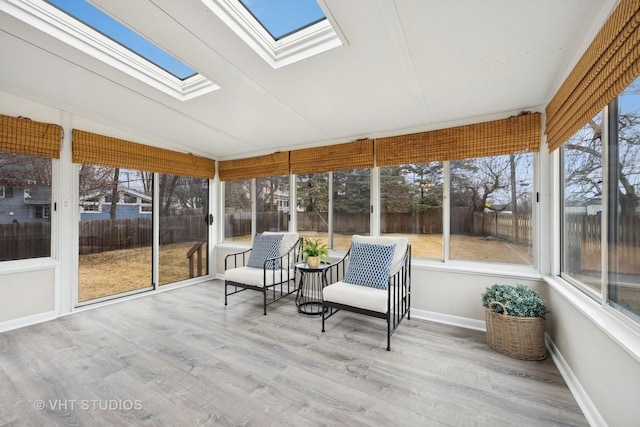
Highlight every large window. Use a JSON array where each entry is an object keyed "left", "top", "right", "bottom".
[
  {"left": 256, "top": 176, "right": 289, "bottom": 233},
  {"left": 380, "top": 163, "right": 444, "bottom": 259},
  {"left": 0, "top": 152, "right": 52, "bottom": 261},
  {"left": 450, "top": 154, "right": 534, "bottom": 265},
  {"left": 332, "top": 169, "right": 370, "bottom": 250},
  {"left": 561, "top": 113, "right": 603, "bottom": 293},
  {"left": 609, "top": 79, "right": 640, "bottom": 321},
  {"left": 224, "top": 179, "right": 252, "bottom": 242},
  {"left": 158, "top": 174, "right": 209, "bottom": 285},
  {"left": 560, "top": 76, "right": 640, "bottom": 324},
  {"left": 78, "top": 166, "right": 153, "bottom": 302},
  {"left": 294, "top": 169, "right": 370, "bottom": 250},
  {"left": 296, "top": 173, "right": 329, "bottom": 247}
]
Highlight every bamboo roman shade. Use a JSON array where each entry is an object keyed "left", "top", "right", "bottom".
[
  {"left": 218, "top": 151, "right": 289, "bottom": 181},
  {"left": 72, "top": 130, "right": 215, "bottom": 179},
  {"left": 0, "top": 114, "right": 62, "bottom": 158},
  {"left": 546, "top": 0, "right": 640, "bottom": 151},
  {"left": 376, "top": 113, "right": 540, "bottom": 166},
  {"left": 290, "top": 139, "right": 374, "bottom": 174}
]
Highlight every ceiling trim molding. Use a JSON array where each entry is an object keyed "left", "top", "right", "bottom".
[{"left": 1, "top": 0, "right": 220, "bottom": 101}]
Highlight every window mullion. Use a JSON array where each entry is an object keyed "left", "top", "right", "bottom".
[
  {"left": 152, "top": 173, "right": 159, "bottom": 289},
  {"left": 443, "top": 161, "right": 451, "bottom": 262},
  {"left": 604, "top": 101, "right": 615, "bottom": 305},
  {"left": 328, "top": 171, "right": 333, "bottom": 249}
]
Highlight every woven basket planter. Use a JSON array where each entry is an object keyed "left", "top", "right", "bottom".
[{"left": 485, "top": 301, "right": 546, "bottom": 360}]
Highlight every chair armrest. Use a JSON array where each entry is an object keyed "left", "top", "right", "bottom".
[
  {"left": 322, "top": 250, "right": 350, "bottom": 285},
  {"left": 388, "top": 244, "right": 411, "bottom": 289},
  {"left": 224, "top": 247, "right": 252, "bottom": 270}
]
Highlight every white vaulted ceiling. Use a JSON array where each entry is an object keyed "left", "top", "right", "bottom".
[{"left": 0, "top": 0, "right": 619, "bottom": 160}]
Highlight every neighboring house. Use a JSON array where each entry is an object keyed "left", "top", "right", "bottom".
[
  {"left": 79, "top": 188, "right": 152, "bottom": 220},
  {"left": 0, "top": 185, "right": 51, "bottom": 225}
]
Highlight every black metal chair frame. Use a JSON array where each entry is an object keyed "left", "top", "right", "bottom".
[
  {"left": 321, "top": 244, "right": 411, "bottom": 351},
  {"left": 224, "top": 237, "right": 303, "bottom": 315}
]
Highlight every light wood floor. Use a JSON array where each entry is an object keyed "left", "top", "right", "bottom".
[{"left": 0, "top": 280, "right": 587, "bottom": 426}]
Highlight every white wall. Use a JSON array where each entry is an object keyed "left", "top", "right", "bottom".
[{"left": 0, "top": 262, "right": 56, "bottom": 326}]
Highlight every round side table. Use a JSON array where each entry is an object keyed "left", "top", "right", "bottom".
[{"left": 295, "top": 262, "right": 330, "bottom": 315}]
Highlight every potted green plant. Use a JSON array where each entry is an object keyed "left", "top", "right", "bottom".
[
  {"left": 301, "top": 238, "right": 329, "bottom": 269},
  {"left": 481, "top": 284, "right": 549, "bottom": 360}
]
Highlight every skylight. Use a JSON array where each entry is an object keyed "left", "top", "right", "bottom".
[
  {"left": 4, "top": 0, "right": 219, "bottom": 100},
  {"left": 202, "top": 0, "right": 344, "bottom": 69},
  {"left": 238, "top": 0, "right": 326, "bottom": 41},
  {"left": 47, "top": 0, "right": 196, "bottom": 80}
]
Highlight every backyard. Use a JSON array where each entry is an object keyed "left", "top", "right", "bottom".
[
  {"left": 79, "top": 232, "right": 639, "bottom": 315},
  {"left": 79, "top": 233, "right": 531, "bottom": 301},
  {"left": 78, "top": 242, "right": 202, "bottom": 301}
]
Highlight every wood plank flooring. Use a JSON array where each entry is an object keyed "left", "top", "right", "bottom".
[{"left": 0, "top": 280, "right": 587, "bottom": 426}]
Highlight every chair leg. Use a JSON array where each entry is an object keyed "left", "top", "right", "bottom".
[
  {"left": 386, "top": 317, "right": 391, "bottom": 351},
  {"left": 224, "top": 282, "right": 228, "bottom": 306},
  {"left": 263, "top": 290, "right": 267, "bottom": 315},
  {"left": 321, "top": 303, "right": 326, "bottom": 332}
]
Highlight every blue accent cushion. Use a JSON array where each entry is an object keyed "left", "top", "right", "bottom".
[
  {"left": 247, "top": 233, "right": 283, "bottom": 269},
  {"left": 343, "top": 242, "right": 395, "bottom": 289}
]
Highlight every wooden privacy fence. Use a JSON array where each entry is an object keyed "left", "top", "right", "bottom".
[
  {"left": 474, "top": 212, "right": 533, "bottom": 246},
  {"left": 79, "top": 218, "right": 152, "bottom": 255},
  {"left": 225, "top": 211, "right": 373, "bottom": 237},
  {"left": 79, "top": 216, "right": 206, "bottom": 255},
  {"left": 225, "top": 209, "right": 532, "bottom": 243},
  {"left": 0, "top": 222, "right": 50, "bottom": 261},
  {"left": 381, "top": 209, "right": 443, "bottom": 234},
  {"left": 564, "top": 213, "right": 640, "bottom": 274}
]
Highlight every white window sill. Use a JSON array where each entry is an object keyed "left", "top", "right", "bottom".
[
  {"left": 0, "top": 257, "right": 58, "bottom": 274},
  {"left": 544, "top": 275, "right": 640, "bottom": 364}
]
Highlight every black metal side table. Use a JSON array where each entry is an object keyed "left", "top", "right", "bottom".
[{"left": 295, "top": 262, "right": 331, "bottom": 315}]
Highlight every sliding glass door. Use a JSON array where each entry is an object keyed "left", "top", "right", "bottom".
[
  {"left": 78, "top": 166, "right": 153, "bottom": 302},
  {"left": 158, "top": 174, "right": 209, "bottom": 285},
  {"left": 78, "top": 167, "right": 211, "bottom": 303}
]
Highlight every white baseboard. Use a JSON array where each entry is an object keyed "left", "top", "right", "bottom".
[
  {"left": 545, "top": 335, "right": 606, "bottom": 427},
  {"left": 0, "top": 311, "right": 57, "bottom": 333},
  {"left": 410, "top": 308, "right": 486, "bottom": 332}
]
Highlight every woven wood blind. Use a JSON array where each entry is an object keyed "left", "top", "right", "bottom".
[
  {"left": 218, "top": 151, "right": 289, "bottom": 181},
  {"left": 376, "top": 113, "right": 540, "bottom": 166},
  {"left": 72, "top": 130, "right": 215, "bottom": 179},
  {"left": 546, "top": 0, "right": 640, "bottom": 151},
  {"left": 0, "top": 114, "right": 62, "bottom": 158},
  {"left": 290, "top": 139, "right": 374, "bottom": 174}
]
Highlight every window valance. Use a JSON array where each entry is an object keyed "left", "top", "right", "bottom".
[
  {"left": 72, "top": 129, "right": 215, "bottom": 179},
  {"left": 376, "top": 113, "right": 540, "bottom": 166},
  {"left": 290, "top": 139, "right": 374, "bottom": 174},
  {"left": 546, "top": 0, "right": 640, "bottom": 151},
  {"left": 0, "top": 114, "right": 62, "bottom": 158},
  {"left": 218, "top": 151, "right": 289, "bottom": 181}
]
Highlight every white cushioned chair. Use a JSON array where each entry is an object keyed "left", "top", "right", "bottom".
[
  {"left": 322, "top": 235, "right": 411, "bottom": 350},
  {"left": 224, "top": 232, "right": 302, "bottom": 315}
]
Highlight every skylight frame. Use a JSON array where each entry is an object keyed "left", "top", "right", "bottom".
[
  {"left": 237, "top": 0, "right": 326, "bottom": 41},
  {"left": 2, "top": 0, "right": 220, "bottom": 101},
  {"left": 46, "top": 0, "right": 198, "bottom": 81},
  {"left": 201, "top": 0, "right": 344, "bottom": 69}
]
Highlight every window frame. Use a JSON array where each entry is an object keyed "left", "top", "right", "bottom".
[
  {"left": 558, "top": 91, "right": 640, "bottom": 328},
  {"left": 0, "top": 151, "right": 55, "bottom": 263},
  {"left": 220, "top": 159, "right": 539, "bottom": 276},
  {"left": 201, "top": 0, "right": 343, "bottom": 69}
]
